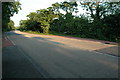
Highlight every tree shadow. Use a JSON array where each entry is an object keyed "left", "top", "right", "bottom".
[{"left": 32, "top": 37, "right": 65, "bottom": 45}]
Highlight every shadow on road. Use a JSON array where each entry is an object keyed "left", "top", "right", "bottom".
[{"left": 2, "top": 31, "right": 119, "bottom": 78}]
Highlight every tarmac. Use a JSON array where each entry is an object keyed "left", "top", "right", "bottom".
[
  {"left": 2, "top": 31, "right": 119, "bottom": 78},
  {"left": 2, "top": 35, "right": 43, "bottom": 78},
  {"left": 15, "top": 31, "right": 119, "bottom": 57}
]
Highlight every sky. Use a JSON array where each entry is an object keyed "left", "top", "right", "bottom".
[
  {"left": 10, "top": 0, "right": 85, "bottom": 27},
  {"left": 10, "top": 0, "right": 66, "bottom": 26}
]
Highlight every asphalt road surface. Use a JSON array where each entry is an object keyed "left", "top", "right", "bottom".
[{"left": 2, "top": 31, "right": 119, "bottom": 78}]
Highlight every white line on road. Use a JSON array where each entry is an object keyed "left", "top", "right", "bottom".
[
  {"left": 6, "top": 36, "right": 15, "bottom": 45},
  {"left": 90, "top": 50, "right": 118, "bottom": 58}
]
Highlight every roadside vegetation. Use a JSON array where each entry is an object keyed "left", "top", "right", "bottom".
[
  {"left": 2, "top": 1, "right": 21, "bottom": 32},
  {"left": 18, "top": 1, "right": 120, "bottom": 42},
  {"left": 2, "top": 1, "right": 120, "bottom": 42}
]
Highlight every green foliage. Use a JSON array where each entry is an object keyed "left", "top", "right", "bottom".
[
  {"left": 19, "top": 1, "right": 119, "bottom": 42},
  {"left": 2, "top": 1, "right": 21, "bottom": 32},
  {"left": 60, "top": 1, "right": 78, "bottom": 13},
  {"left": 19, "top": 8, "right": 58, "bottom": 34},
  {"left": 36, "top": 9, "right": 57, "bottom": 33},
  {"left": 51, "top": 14, "right": 89, "bottom": 36},
  {"left": 102, "top": 13, "right": 120, "bottom": 42},
  {"left": 19, "top": 20, "right": 28, "bottom": 31},
  {"left": 8, "top": 20, "right": 15, "bottom": 30}
]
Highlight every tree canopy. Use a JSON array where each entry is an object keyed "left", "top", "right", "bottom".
[
  {"left": 8, "top": 20, "right": 15, "bottom": 30},
  {"left": 2, "top": 1, "right": 21, "bottom": 31},
  {"left": 18, "top": 1, "right": 120, "bottom": 42}
]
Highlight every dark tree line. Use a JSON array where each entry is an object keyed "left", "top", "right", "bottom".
[
  {"left": 18, "top": 1, "right": 120, "bottom": 42},
  {"left": 2, "top": 1, "right": 21, "bottom": 32}
]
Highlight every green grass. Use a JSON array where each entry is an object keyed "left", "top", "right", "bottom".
[
  {"left": 49, "top": 32, "right": 83, "bottom": 38},
  {"left": 23, "top": 30, "right": 50, "bottom": 35}
]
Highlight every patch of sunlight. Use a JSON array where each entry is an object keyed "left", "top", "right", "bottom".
[{"left": 24, "top": 35, "right": 32, "bottom": 38}]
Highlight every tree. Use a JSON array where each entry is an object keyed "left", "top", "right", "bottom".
[
  {"left": 80, "top": 1, "right": 120, "bottom": 21},
  {"left": 78, "top": 1, "right": 119, "bottom": 40},
  {"left": 18, "top": 1, "right": 119, "bottom": 42},
  {"left": 27, "top": 12, "right": 37, "bottom": 21},
  {"left": 60, "top": 1, "right": 78, "bottom": 14},
  {"left": 8, "top": 20, "right": 15, "bottom": 30},
  {"left": 34, "top": 9, "right": 57, "bottom": 33},
  {"left": 102, "top": 13, "right": 120, "bottom": 41},
  {"left": 51, "top": 2, "right": 61, "bottom": 15},
  {"left": 2, "top": 1, "right": 21, "bottom": 31},
  {"left": 19, "top": 20, "right": 28, "bottom": 31},
  {"left": 26, "top": 12, "right": 40, "bottom": 31}
]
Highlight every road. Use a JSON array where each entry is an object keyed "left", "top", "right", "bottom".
[{"left": 2, "top": 31, "right": 119, "bottom": 78}]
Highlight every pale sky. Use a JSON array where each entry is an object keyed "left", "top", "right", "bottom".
[
  {"left": 10, "top": 0, "right": 85, "bottom": 26},
  {"left": 10, "top": 0, "right": 66, "bottom": 26}
]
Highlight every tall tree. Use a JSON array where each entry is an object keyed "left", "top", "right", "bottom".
[
  {"left": 8, "top": 20, "right": 15, "bottom": 30},
  {"left": 60, "top": 1, "right": 78, "bottom": 14},
  {"left": 2, "top": 1, "right": 21, "bottom": 31},
  {"left": 51, "top": 2, "right": 61, "bottom": 15},
  {"left": 33, "top": 9, "right": 57, "bottom": 33},
  {"left": 80, "top": 1, "right": 120, "bottom": 21}
]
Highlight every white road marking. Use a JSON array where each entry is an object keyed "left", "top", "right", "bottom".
[
  {"left": 6, "top": 36, "right": 15, "bottom": 45},
  {"left": 90, "top": 50, "right": 118, "bottom": 58}
]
